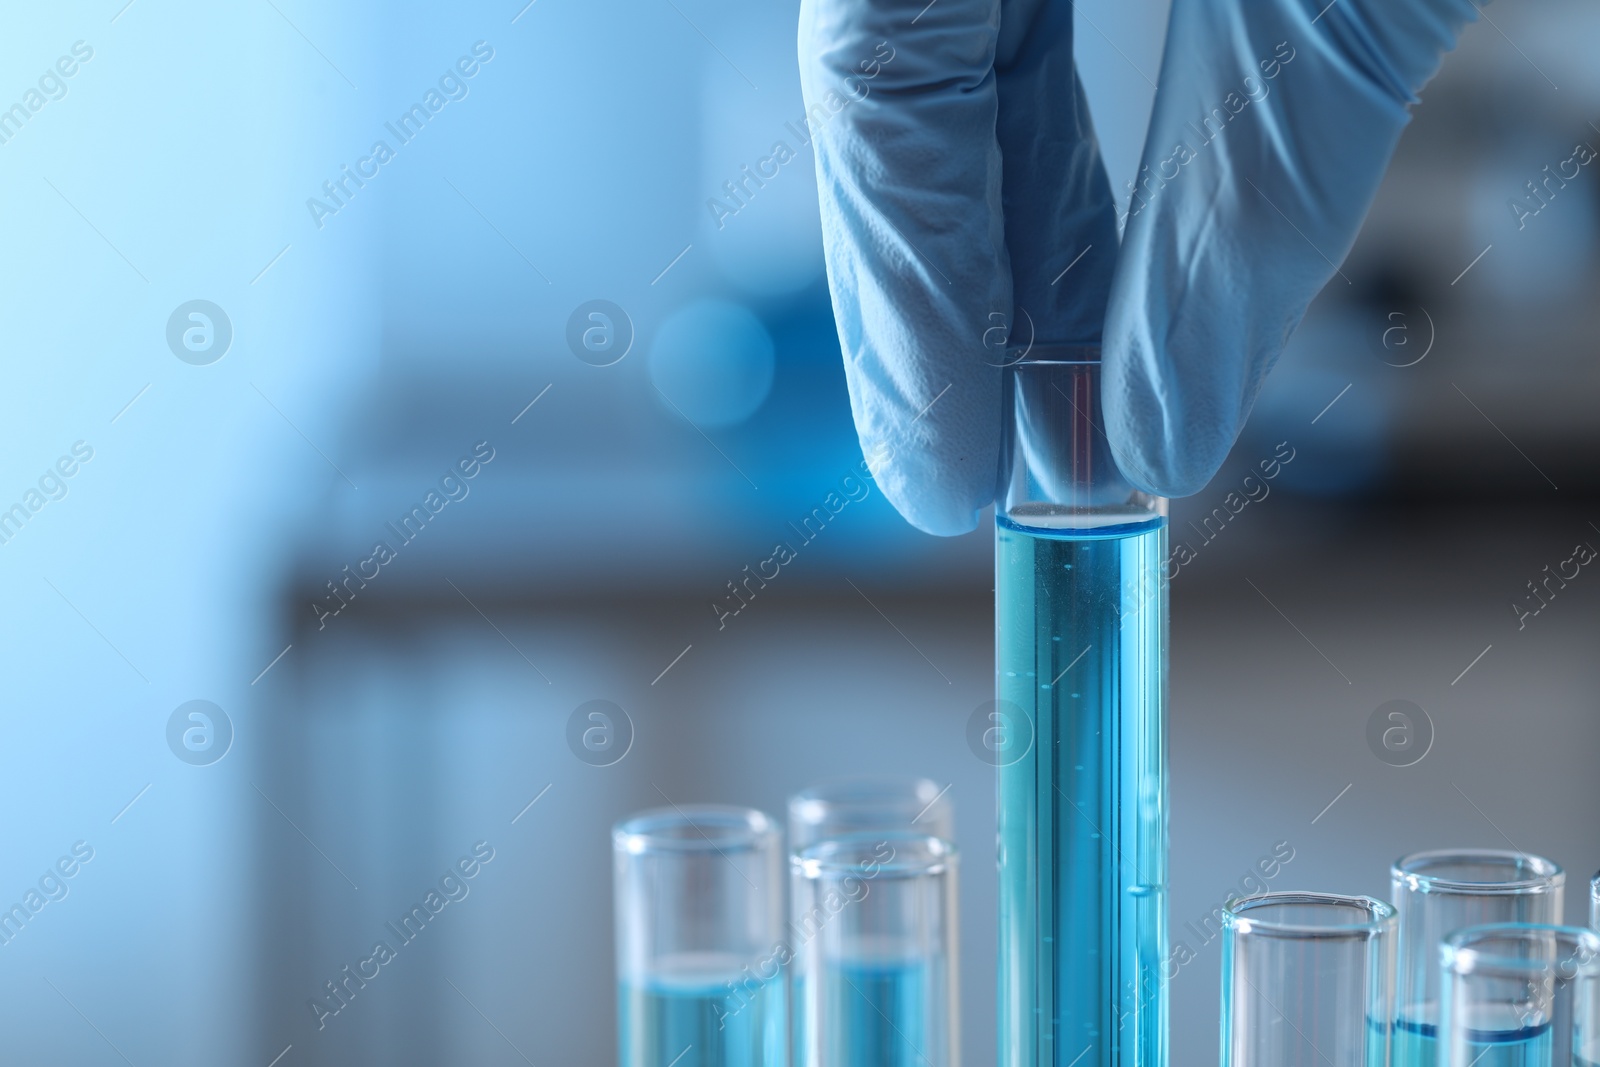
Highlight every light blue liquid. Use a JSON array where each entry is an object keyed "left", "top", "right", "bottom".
[
  {"left": 1397, "top": 1014, "right": 1556, "bottom": 1067},
  {"left": 799, "top": 958, "right": 938, "bottom": 1067},
  {"left": 1393, "top": 1015, "right": 1437, "bottom": 1067},
  {"left": 1445, "top": 1024, "right": 1550, "bottom": 1067},
  {"left": 619, "top": 960, "right": 784, "bottom": 1067},
  {"left": 997, "top": 516, "right": 1168, "bottom": 1067}
]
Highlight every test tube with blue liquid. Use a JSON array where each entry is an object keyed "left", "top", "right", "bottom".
[
  {"left": 1438, "top": 923, "right": 1600, "bottom": 1067},
  {"left": 784, "top": 777, "right": 947, "bottom": 1067},
  {"left": 613, "top": 806, "right": 785, "bottom": 1067},
  {"left": 1392, "top": 850, "right": 1565, "bottom": 1067},
  {"left": 995, "top": 348, "right": 1168, "bottom": 1067},
  {"left": 792, "top": 832, "right": 959, "bottom": 1067}
]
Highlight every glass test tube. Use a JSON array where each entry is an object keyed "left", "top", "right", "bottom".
[
  {"left": 789, "top": 777, "right": 955, "bottom": 852},
  {"left": 1221, "top": 892, "right": 1397, "bottom": 1067},
  {"left": 1392, "top": 850, "right": 1565, "bottom": 1067},
  {"left": 1438, "top": 923, "right": 1600, "bottom": 1067},
  {"left": 788, "top": 781, "right": 957, "bottom": 1067},
  {"left": 1590, "top": 872, "right": 1598, "bottom": 934},
  {"left": 996, "top": 348, "right": 1168, "bottom": 1067},
  {"left": 792, "top": 832, "right": 959, "bottom": 1067},
  {"left": 614, "top": 805, "right": 785, "bottom": 1067}
]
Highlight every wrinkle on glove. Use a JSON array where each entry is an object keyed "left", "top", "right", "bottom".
[
  {"left": 799, "top": 0, "right": 1117, "bottom": 535},
  {"left": 1102, "top": 0, "right": 1479, "bottom": 497}
]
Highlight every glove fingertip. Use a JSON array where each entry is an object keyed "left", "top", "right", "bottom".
[
  {"left": 863, "top": 428, "right": 995, "bottom": 538},
  {"left": 1102, "top": 342, "right": 1237, "bottom": 500}
]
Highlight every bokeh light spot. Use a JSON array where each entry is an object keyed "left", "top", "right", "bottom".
[{"left": 648, "top": 299, "right": 775, "bottom": 428}]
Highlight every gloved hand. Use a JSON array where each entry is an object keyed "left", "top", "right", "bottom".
[{"left": 798, "top": 0, "right": 1478, "bottom": 534}]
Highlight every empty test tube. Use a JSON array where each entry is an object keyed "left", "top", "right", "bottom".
[
  {"left": 1221, "top": 892, "right": 1396, "bottom": 1067},
  {"left": 1392, "top": 849, "right": 1565, "bottom": 1067}
]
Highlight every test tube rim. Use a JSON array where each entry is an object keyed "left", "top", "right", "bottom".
[
  {"left": 788, "top": 776, "right": 950, "bottom": 837},
  {"left": 1392, "top": 848, "right": 1564, "bottom": 897},
  {"left": 1002, "top": 343, "right": 1103, "bottom": 367},
  {"left": 1224, "top": 891, "right": 1396, "bottom": 941},
  {"left": 793, "top": 831, "right": 957, "bottom": 880},
  {"left": 612, "top": 804, "right": 777, "bottom": 856},
  {"left": 1439, "top": 922, "right": 1600, "bottom": 980}
]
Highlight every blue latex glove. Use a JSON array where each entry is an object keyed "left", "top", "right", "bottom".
[{"left": 799, "top": 0, "right": 1477, "bottom": 534}]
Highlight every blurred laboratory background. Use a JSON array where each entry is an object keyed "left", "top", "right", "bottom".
[{"left": 0, "top": 0, "right": 1595, "bottom": 1064}]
